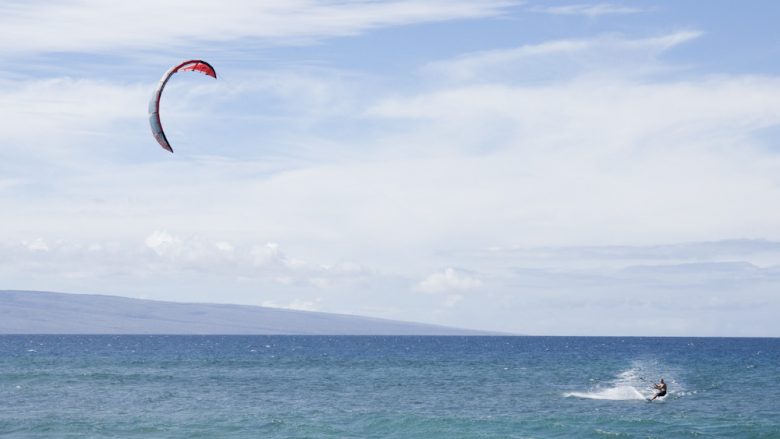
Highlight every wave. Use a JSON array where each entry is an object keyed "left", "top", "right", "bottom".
[
  {"left": 564, "top": 360, "right": 678, "bottom": 401},
  {"left": 564, "top": 385, "right": 647, "bottom": 400}
]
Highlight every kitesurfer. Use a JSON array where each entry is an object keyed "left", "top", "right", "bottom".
[{"left": 650, "top": 377, "right": 667, "bottom": 400}]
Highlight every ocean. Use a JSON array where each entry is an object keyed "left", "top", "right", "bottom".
[{"left": 0, "top": 336, "right": 778, "bottom": 438}]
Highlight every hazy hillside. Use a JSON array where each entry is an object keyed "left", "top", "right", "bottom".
[{"left": 0, "top": 290, "right": 492, "bottom": 335}]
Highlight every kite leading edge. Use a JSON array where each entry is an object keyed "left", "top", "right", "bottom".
[{"left": 148, "top": 60, "right": 217, "bottom": 153}]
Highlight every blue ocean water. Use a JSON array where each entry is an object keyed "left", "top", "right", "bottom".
[{"left": 0, "top": 336, "right": 778, "bottom": 438}]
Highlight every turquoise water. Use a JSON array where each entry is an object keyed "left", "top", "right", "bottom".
[{"left": 0, "top": 336, "right": 778, "bottom": 438}]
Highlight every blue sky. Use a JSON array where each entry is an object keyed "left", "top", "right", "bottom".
[{"left": 2, "top": 1, "right": 780, "bottom": 336}]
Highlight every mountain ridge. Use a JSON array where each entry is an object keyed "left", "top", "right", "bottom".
[{"left": 0, "top": 290, "right": 498, "bottom": 335}]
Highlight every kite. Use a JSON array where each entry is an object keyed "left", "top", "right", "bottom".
[{"left": 148, "top": 60, "right": 217, "bottom": 153}]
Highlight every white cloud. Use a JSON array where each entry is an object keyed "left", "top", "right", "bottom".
[
  {"left": 416, "top": 268, "right": 482, "bottom": 293},
  {"left": 533, "top": 3, "right": 644, "bottom": 17},
  {"left": 289, "top": 298, "right": 322, "bottom": 311},
  {"left": 423, "top": 31, "right": 702, "bottom": 82},
  {"left": 144, "top": 230, "right": 178, "bottom": 256},
  {"left": 251, "top": 242, "right": 285, "bottom": 267},
  {"left": 359, "top": 71, "right": 780, "bottom": 251},
  {"left": 262, "top": 297, "right": 323, "bottom": 312},
  {"left": 214, "top": 241, "right": 234, "bottom": 255},
  {"left": 0, "top": 234, "right": 374, "bottom": 302},
  {"left": 23, "top": 238, "right": 49, "bottom": 252},
  {"left": 0, "top": 0, "right": 513, "bottom": 56},
  {"left": 250, "top": 242, "right": 308, "bottom": 270},
  {"left": 443, "top": 294, "right": 463, "bottom": 308}
]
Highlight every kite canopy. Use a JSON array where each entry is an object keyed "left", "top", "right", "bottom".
[{"left": 148, "top": 60, "right": 217, "bottom": 153}]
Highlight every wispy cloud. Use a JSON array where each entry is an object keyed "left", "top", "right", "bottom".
[
  {"left": 533, "top": 3, "right": 644, "bottom": 17},
  {"left": 466, "top": 240, "right": 780, "bottom": 270},
  {"left": 423, "top": 31, "right": 703, "bottom": 82},
  {"left": 0, "top": 77, "right": 148, "bottom": 165},
  {"left": 0, "top": 0, "right": 514, "bottom": 57}
]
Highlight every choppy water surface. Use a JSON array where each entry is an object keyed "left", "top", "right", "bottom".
[{"left": 1, "top": 336, "right": 778, "bottom": 438}]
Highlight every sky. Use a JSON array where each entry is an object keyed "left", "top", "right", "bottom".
[{"left": 2, "top": 0, "right": 780, "bottom": 336}]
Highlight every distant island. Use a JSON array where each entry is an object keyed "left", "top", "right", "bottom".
[{"left": 0, "top": 290, "right": 496, "bottom": 335}]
